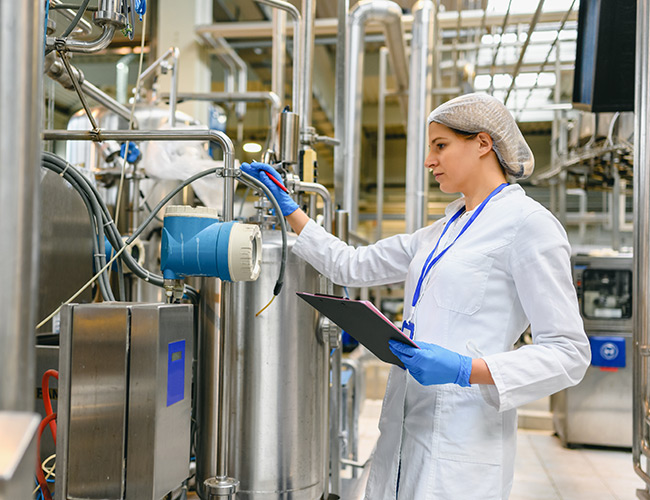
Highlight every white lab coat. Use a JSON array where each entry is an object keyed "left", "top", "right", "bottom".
[{"left": 292, "top": 184, "right": 590, "bottom": 500}]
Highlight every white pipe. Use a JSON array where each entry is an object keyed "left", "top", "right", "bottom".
[
  {"left": 272, "top": 9, "right": 287, "bottom": 109},
  {"left": 405, "top": 0, "right": 435, "bottom": 233},
  {"left": 343, "top": 0, "right": 409, "bottom": 230}
]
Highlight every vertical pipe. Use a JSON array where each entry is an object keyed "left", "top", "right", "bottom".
[
  {"left": 272, "top": 9, "right": 287, "bottom": 108},
  {"left": 405, "top": 0, "right": 435, "bottom": 233},
  {"left": 633, "top": 0, "right": 650, "bottom": 482},
  {"left": 334, "top": 0, "right": 349, "bottom": 208},
  {"left": 612, "top": 154, "right": 621, "bottom": 251},
  {"left": 343, "top": 1, "right": 409, "bottom": 230},
  {"left": 300, "top": 0, "right": 316, "bottom": 132},
  {"left": 331, "top": 210, "right": 349, "bottom": 497},
  {"left": 170, "top": 48, "right": 180, "bottom": 127},
  {"left": 377, "top": 47, "right": 387, "bottom": 243},
  {"left": 0, "top": 0, "right": 43, "bottom": 411}
]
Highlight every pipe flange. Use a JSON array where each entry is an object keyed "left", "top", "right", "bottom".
[
  {"left": 93, "top": 10, "right": 127, "bottom": 28},
  {"left": 204, "top": 477, "right": 240, "bottom": 499}
]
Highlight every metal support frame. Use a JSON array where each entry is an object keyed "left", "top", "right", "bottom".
[{"left": 634, "top": 0, "right": 650, "bottom": 494}]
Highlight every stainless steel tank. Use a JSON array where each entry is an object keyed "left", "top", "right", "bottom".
[{"left": 198, "top": 228, "right": 329, "bottom": 499}]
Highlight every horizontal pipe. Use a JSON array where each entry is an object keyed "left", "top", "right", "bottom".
[
  {"left": 165, "top": 91, "right": 282, "bottom": 151},
  {"left": 194, "top": 9, "right": 578, "bottom": 39}
]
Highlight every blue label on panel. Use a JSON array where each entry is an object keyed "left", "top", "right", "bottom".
[
  {"left": 589, "top": 336, "right": 626, "bottom": 368},
  {"left": 167, "top": 340, "right": 186, "bottom": 406}
]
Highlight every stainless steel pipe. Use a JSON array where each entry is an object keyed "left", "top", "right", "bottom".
[
  {"left": 256, "top": 0, "right": 302, "bottom": 118},
  {"left": 405, "top": 0, "right": 435, "bottom": 233},
  {"left": 0, "top": 0, "right": 43, "bottom": 412},
  {"left": 168, "top": 91, "right": 282, "bottom": 152},
  {"left": 295, "top": 181, "right": 333, "bottom": 232},
  {"left": 139, "top": 47, "right": 180, "bottom": 127},
  {"left": 633, "top": 0, "right": 650, "bottom": 489},
  {"left": 46, "top": 24, "right": 116, "bottom": 53},
  {"left": 343, "top": 0, "right": 409, "bottom": 230},
  {"left": 300, "top": 0, "right": 316, "bottom": 133}
]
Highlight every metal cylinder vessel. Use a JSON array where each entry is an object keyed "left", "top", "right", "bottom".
[{"left": 200, "top": 228, "right": 328, "bottom": 499}]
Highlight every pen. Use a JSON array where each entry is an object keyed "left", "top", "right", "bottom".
[{"left": 264, "top": 171, "right": 289, "bottom": 193}]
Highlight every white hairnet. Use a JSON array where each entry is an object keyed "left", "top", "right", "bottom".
[{"left": 427, "top": 93, "right": 534, "bottom": 179}]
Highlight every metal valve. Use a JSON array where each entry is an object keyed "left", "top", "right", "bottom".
[{"left": 318, "top": 316, "right": 340, "bottom": 348}]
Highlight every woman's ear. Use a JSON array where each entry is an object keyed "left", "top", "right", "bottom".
[{"left": 476, "top": 132, "right": 493, "bottom": 157}]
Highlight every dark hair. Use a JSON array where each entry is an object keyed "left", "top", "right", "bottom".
[{"left": 448, "top": 127, "right": 479, "bottom": 140}]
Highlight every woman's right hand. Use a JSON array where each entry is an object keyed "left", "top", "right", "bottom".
[{"left": 240, "top": 161, "right": 299, "bottom": 216}]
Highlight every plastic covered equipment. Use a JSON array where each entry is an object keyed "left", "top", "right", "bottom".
[{"left": 427, "top": 92, "right": 535, "bottom": 179}]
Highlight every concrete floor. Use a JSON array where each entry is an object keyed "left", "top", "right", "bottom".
[{"left": 351, "top": 399, "right": 648, "bottom": 500}]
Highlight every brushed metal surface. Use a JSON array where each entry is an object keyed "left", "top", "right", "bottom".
[
  {"left": 126, "top": 304, "right": 193, "bottom": 500},
  {"left": 67, "top": 304, "right": 129, "bottom": 499},
  {"left": 552, "top": 254, "right": 633, "bottom": 447},
  {"left": 228, "top": 230, "right": 327, "bottom": 499},
  {"left": 37, "top": 170, "right": 94, "bottom": 333},
  {"left": 552, "top": 335, "right": 633, "bottom": 448}
]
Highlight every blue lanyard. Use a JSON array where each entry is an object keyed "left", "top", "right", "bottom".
[{"left": 411, "top": 183, "right": 508, "bottom": 308}]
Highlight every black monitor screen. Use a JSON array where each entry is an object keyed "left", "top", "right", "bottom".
[{"left": 572, "top": 0, "right": 636, "bottom": 112}]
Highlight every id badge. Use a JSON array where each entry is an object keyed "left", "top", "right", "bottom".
[{"left": 401, "top": 320, "right": 415, "bottom": 340}]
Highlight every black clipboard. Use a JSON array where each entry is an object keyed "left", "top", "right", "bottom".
[{"left": 297, "top": 292, "right": 419, "bottom": 367}]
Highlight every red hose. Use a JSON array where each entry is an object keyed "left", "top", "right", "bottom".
[
  {"left": 36, "top": 413, "right": 57, "bottom": 500},
  {"left": 41, "top": 369, "right": 58, "bottom": 444}
]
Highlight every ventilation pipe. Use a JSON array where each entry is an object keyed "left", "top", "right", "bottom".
[
  {"left": 342, "top": 0, "right": 409, "bottom": 230},
  {"left": 405, "top": 0, "right": 435, "bottom": 232}
]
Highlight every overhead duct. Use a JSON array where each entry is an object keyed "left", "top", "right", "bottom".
[
  {"left": 405, "top": 0, "right": 436, "bottom": 233},
  {"left": 342, "top": 0, "right": 409, "bottom": 230}
]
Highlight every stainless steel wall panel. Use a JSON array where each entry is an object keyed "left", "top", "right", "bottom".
[
  {"left": 126, "top": 304, "right": 193, "bottom": 500},
  {"left": 67, "top": 304, "right": 129, "bottom": 500}
]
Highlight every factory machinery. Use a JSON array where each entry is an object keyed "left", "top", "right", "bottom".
[{"left": 0, "top": 1, "right": 440, "bottom": 499}]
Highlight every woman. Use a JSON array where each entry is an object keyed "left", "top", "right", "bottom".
[{"left": 241, "top": 93, "right": 590, "bottom": 500}]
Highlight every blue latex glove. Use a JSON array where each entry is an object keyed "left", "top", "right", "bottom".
[
  {"left": 389, "top": 340, "right": 472, "bottom": 387},
  {"left": 240, "top": 161, "right": 299, "bottom": 216}
]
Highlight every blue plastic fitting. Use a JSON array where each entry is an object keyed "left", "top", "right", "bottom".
[{"left": 161, "top": 214, "right": 234, "bottom": 281}]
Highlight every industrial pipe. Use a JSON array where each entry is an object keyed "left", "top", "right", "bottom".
[
  {"left": 168, "top": 91, "right": 282, "bottom": 153},
  {"left": 46, "top": 24, "right": 116, "bottom": 54},
  {"left": 294, "top": 181, "right": 333, "bottom": 232},
  {"left": 139, "top": 47, "right": 180, "bottom": 127},
  {"left": 342, "top": 0, "right": 409, "bottom": 230},
  {"left": 300, "top": 0, "right": 316, "bottom": 137},
  {"left": 405, "top": 0, "right": 435, "bottom": 233},
  {"left": 255, "top": 0, "right": 302, "bottom": 118},
  {"left": 0, "top": 0, "right": 43, "bottom": 412},
  {"left": 50, "top": 0, "right": 93, "bottom": 35},
  {"left": 202, "top": 37, "right": 249, "bottom": 122},
  {"left": 40, "top": 127, "right": 239, "bottom": 498},
  {"left": 271, "top": 8, "right": 287, "bottom": 112},
  {"left": 633, "top": 0, "right": 650, "bottom": 489},
  {"left": 44, "top": 51, "right": 139, "bottom": 128}
]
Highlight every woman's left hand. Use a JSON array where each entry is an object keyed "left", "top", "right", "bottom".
[{"left": 389, "top": 340, "right": 472, "bottom": 387}]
